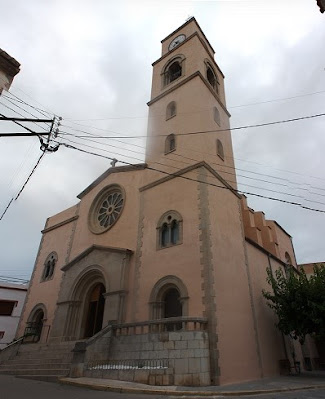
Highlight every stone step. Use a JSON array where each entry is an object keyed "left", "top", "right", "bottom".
[
  {"left": 15, "top": 352, "right": 74, "bottom": 360},
  {"left": 0, "top": 362, "right": 71, "bottom": 370},
  {"left": 16, "top": 375, "right": 61, "bottom": 383},
  {"left": 18, "top": 343, "right": 77, "bottom": 353},
  {"left": 0, "top": 368, "right": 69, "bottom": 376},
  {"left": 3, "top": 357, "right": 68, "bottom": 365}
]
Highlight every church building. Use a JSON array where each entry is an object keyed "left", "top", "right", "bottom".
[{"left": 10, "top": 18, "right": 316, "bottom": 386}]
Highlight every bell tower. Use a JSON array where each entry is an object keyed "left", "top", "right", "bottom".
[{"left": 145, "top": 18, "right": 237, "bottom": 189}]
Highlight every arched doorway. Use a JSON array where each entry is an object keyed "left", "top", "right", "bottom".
[
  {"left": 163, "top": 287, "right": 182, "bottom": 318},
  {"left": 25, "top": 306, "right": 45, "bottom": 342},
  {"left": 83, "top": 283, "right": 105, "bottom": 338},
  {"left": 163, "top": 287, "right": 182, "bottom": 331}
]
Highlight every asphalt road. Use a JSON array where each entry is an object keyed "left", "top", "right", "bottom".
[{"left": 1, "top": 374, "right": 325, "bottom": 399}]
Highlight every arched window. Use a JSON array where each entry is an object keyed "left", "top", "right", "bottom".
[
  {"left": 165, "top": 133, "right": 176, "bottom": 154},
  {"left": 216, "top": 139, "right": 224, "bottom": 160},
  {"left": 162, "top": 56, "right": 185, "bottom": 87},
  {"left": 213, "top": 106, "right": 220, "bottom": 125},
  {"left": 149, "top": 275, "right": 189, "bottom": 322},
  {"left": 157, "top": 211, "right": 183, "bottom": 249},
  {"left": 166, "top": 101, "right": 177, "bottom": 119},
  {"left": 285, "top": 252, "right": 292, "bottom": 265},
  {"left": 206, "top": 61, "right": 219, "bottom": 93},
  {"left": 41, "top": 252, "right": 57, "bottom": 282}
]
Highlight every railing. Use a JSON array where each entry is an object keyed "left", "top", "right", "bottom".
[
  {"left": 87, "top": 358, "right": 168, "bottom": 371},
  {"left": 0, "top": 337, "right": 24, "bottom": 363},
  {"left": 24, "top": 322, "right": 42, "bottom": 339},
  {"left": 112, "top": 317, "right": 208, "bottom": 336}
]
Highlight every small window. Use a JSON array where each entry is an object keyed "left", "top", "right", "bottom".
[
  {"left": 213, "top": 107, "right": 220, "bottom": 126},
  {"left": 165, "top": 134, "right": 176, "bottom": 154},
  {"left": 157, "top": 211, "right": 183, "bottom": 249},
  {"left": 206, "top": 62, "right": 219, "bottom": 93},
  {"left": 216, "top": 139, "right": 224, "bottom": 160},
  {"left": 0, "top": 331, "right": 4, "bottom": 339},
  {"left": 41, "top": 252, "right": 57, "bottom": 282},
  {"left": 166, "top": 101, "right": 177, "bottom": 120},
  {"left": 0, "top": 300, "right": 17, "bottom": 316}
]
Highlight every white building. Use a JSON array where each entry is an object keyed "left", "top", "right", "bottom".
[{"left": 0, "top": 281, "right": 28, "bottom": 349}]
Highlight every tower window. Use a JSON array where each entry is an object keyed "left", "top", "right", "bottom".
[
  {"left": 216, "top": 139, "right": 224, "bottom": 160},
  {"left": 162, "top": 56, "right": 185, "bottom": 87},
  {"left": 41, "top": 252, "right": 57, "bottom": 282},
  {"left": 166, "top": 101, "right": 177, "bottom": 120},
  {"left": 206, "top": 62, "right": 219, "bottom": 93},
  {"left": 214, "top": 107, "right": 220, "bottom": 126},
  {"left": 157, "top": 211, "right": 183, "bottom": 249},
  {"left": 165, "top": 133, "right": 176, "bottom": 154}
]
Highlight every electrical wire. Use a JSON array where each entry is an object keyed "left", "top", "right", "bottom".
[
  {"left": 59, "top": 124, "right": 325, "bottom": 199},
  {"left": 58, "top": 142, "right": 325, "bottom": 214}
]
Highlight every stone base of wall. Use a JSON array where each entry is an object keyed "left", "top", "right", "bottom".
[{"left": 85, "top": 329, "right": 210, "bottom": 386}]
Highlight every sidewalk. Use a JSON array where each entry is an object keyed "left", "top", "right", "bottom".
[{"left": 61, "top": 371, "right": 325, "bottom": 396}]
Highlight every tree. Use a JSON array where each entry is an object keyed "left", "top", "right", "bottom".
[{"left": 262, "top": 265, "right": 325, "bottom": 344}]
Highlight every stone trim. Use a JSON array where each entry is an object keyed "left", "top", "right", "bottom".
[
  {"left": 15, "top": 220, "right": 47, "bottom": 339},
  {"left": 132, "top": 190, "right": 145, "bottom": 321},
  {"left": 140, "top": 161, "right": 240, "bottom": 199},
  {"left": 78, "top": 163, "right": 147, "bottom": 199},
  {"left": 148, "top": 71, "right": 229, "bottom": 117},
  {"left": 41, "top": 215, "right": 79, "bottom": 234},
  {"left": 61, "top": 245, "right": 133, "bottom": 272},
  {"left": 238, "top": 201, "right": 264, "bottom": 378},
  {"left": 245, "top": 237, "right": 287, "bottom": 266},
  {"left": 103, "top": 290, "right": 128, "bottom": 297},
  {"left": 197, "top": 167, "right": 220, "bottom": 385}
]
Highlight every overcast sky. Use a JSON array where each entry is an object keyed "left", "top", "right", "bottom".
[{"left": 0, "top": 0, "right": 324, "bottom": 281}]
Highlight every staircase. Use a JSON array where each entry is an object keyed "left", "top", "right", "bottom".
[{"left": 0, "top": 341, "right": 77, "bottom": 382}]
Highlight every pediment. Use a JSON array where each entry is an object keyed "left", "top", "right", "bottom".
[{"left": 61, "top": 244, "right": 133, "bottom": 272}]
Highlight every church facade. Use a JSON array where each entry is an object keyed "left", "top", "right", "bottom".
[{"left": 16, "top": 18, "right": 313, "bottom": 386}]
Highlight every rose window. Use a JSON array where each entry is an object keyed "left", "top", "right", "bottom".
[
  {"left": 88, "top": 185, "right": 125, "bottom": 234},
  {"left": 98, "top": 192, "right": 123, "bottom": 228}
]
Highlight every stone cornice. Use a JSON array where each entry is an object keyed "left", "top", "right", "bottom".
[
  {"left": 147, "top": 71, "right": 230, "bottom": 117},
  {"left": 140, "top": 161, "right": 240, "bottom": 199},
  {"left": 61, "top": 245, "right": 133, "bottom": 272},
  {"left": 153, "top": 31, "right": 223, "bottom": 78},
  {"left": 42, "top": 215, "right": 79, "bottom": 234},
  {"left": 161, "top": 17, "right": 215, "bottom": 56},
  {"left": 77, "top": 163, "right": 147, "bottom": 199}
]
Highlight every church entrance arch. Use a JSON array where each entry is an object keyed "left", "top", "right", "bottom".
[
  {"left": 66, "top": 268, "right": 107, "bottom": 340},
  {"left": 84, "top": 283, "right": 105, "bottom": 338}
]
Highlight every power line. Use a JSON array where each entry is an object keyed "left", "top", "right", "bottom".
[
  {"left": 63, "top": 111, "right": 325, "bottom": 139},
  {"left": 61, "top": 89, "right": 325, "bottom": 121},
  {"left": 60, "top": 124, "right": 325, "bottom": 199},
  {"left": 0, "top": 152, "right": 45, "bottom": 221},
  {"left": 59, "top": 142, "right": 325, "bottom": 215}
]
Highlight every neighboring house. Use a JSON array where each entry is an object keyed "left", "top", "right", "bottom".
[
  {"left": 0, "top": 48, "right": 20, "bottom": 95},
  {"left": 0, "top": 281, "right": 28, "bottom": 349},
  {"left": 12, "top": 18, "right": 318, "bottom": 386}
]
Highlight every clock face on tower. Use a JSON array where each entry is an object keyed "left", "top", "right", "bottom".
[{"left": 168, "top": 34, "right": 186, "bottom": 51}]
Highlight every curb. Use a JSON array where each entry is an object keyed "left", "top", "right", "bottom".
[{"left": 60, "top": 378, "right": 325, "bottom": 397}]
